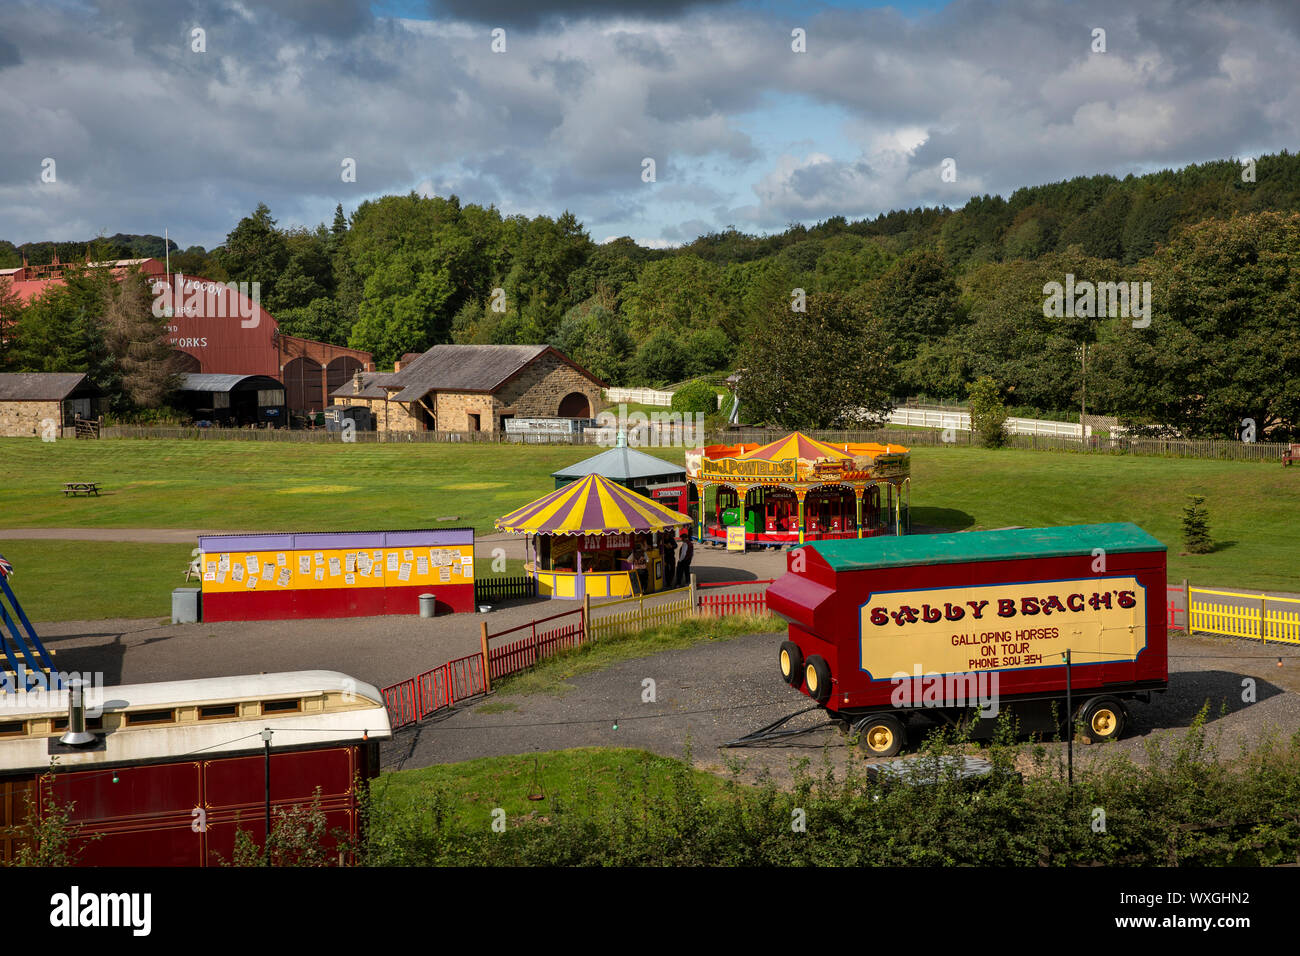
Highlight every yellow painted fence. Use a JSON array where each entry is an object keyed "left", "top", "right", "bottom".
[
  {"left": 1188, "top": 588, "right": 1300, "bottom": 645},
  {"left": 587, "top": 586, "right": 695, "bottom": 642}
]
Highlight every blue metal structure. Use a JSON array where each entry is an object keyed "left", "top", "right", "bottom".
[{"left": 0, "top": 572, "right": 57, "bottom": 691}]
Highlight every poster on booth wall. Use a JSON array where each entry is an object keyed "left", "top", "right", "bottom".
[{"left": 727, "top": 526, "right": 746, "bottom": 551}]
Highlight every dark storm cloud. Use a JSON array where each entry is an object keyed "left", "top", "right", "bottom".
[
  {"left": 426, "top": 0, "right": 735, "bottom": 29},
  {"left": 90, "top": 0, "right": 374, "bottom": 47},
  {"left": 0, "top": 32, "right": 19, "bottom": 69}
]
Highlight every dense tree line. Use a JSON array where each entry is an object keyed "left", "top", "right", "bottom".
[{"left": 2, "top": 150, "right": 1298, "bottom": 437}]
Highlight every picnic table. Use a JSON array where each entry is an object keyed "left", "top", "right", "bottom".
[{"left": 63, "top": 482, "right": 100, "bottom": 497}]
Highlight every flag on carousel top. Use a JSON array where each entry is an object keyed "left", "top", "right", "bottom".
[{"left": 0, "top": 555, "right": 11, "bottom": 578}]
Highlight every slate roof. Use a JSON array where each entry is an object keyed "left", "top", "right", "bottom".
[
  {"left": 389, "top": 344, "right": 551, "bottom": 401},
  {"left": 0, "top": 372, "right": 96, "bottom": 401},
  {"left": 330, "top": 345, "right": 603, "bottom": 402}
]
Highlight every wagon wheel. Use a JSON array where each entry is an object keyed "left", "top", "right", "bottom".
[
  {"left": 854, "top": 714, "right": 905, "bottom": 758},
  {"left": 1079, "top": 697, "right": 1127, "bottom": 742},
  {"left": 778, "top": 641, "right": 803, "bottom": 685},
  {"left": 803, "top": 655, "right": 832, "bottom": 704}
]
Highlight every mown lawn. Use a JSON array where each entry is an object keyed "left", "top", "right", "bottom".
[
  {"left": 1, "top": 437, "right": 1296, "bottom": 622},
  {"left": 0, "top": 539, "right": 187, "bottom": 622}
]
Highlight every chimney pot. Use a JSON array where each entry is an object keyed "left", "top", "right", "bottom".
[{"left": 59, "top": 679, "right": 96, "bottom": 747}]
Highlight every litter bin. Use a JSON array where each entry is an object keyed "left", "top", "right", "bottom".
[
  {"left": 418, "top": 593, "right": 437, "bottom": 618},
  {"left": 172, "top": 587, "right": 201, "bottom": 624}
]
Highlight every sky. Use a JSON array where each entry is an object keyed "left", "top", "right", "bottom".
[{"left": 1, "top": 0, "right": 1297, "bottom": 251}]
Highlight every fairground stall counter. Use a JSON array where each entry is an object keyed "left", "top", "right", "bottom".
[
  {"left": 497, "top": 473, "right": 691, "bottom": 599},
  {"left": 686, "top": 431, "right": 910, "bottom": 549}
]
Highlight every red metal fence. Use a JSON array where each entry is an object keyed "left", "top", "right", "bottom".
[
  {"left": 487, "top": 608, "right": 586, "bottom": 681},
  {"left": 381, "top": 580, "right": 772, "bottom": 729},
  {"left": 382, "top": 652, "right": 488, "bottom": 729}
]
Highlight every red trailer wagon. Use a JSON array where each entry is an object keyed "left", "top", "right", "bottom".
[{"left": 766, "top": 523, "right": 1168, "bottom": 756}]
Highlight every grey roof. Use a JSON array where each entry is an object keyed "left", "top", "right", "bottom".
[
  {"left": 329, "top": 371, "right": 397, "bottom": 400},
  {"left": 328, "top": 345, "right": 604, "bottom": 403},
  {"left": 177, "top": 373, "right": 282, "bottom": 393},
  {"left": 0, "top": 372, "right": 94, "bottom": 401},
  {"left": 553, "top": 445, "right": 686, "bottom": 482},
  {"left": 390, "top": 344, "right": 552, "bottom": 402}
]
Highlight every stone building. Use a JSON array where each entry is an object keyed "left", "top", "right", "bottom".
[
  {"left": 331, "top": 344, "right": 605, "bottom": 434},
  {"left": 0, "top": 373, "right": 105, "bottom": 438}
]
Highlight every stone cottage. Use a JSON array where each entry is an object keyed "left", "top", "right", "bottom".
[
  {"left": 0, "top": 373, "right": 105, "bottom": 438},
  {"left": 330, "top": 344, "right": 605, "bottom": 434}
]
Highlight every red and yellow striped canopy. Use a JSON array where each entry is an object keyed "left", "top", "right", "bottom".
[
  {"left": 738, "top": 431, "right": 853, "bottom": 462},
  {"left": 496, "top": 473, "right": 691, "bottom": 536}
]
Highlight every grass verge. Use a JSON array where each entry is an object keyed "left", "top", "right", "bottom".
[{"left": 489, "top": 611, "right": 780, "bottom": 697}]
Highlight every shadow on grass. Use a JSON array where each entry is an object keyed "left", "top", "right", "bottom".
[{"left": 909, "top": 507, "right": 975, "bottom": 530}]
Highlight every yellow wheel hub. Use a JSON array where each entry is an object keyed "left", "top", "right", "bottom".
[
  {"left": 867, "top": 726, "right": 893, "bottom": 752},
  {"left": 805, "top": 665, "right": 818, "bottom": 691},
  {"left": 780, "top": 650, "right": 791, "bottom": 676},
  {"left": 1091, "top": 709, "right": 1116, "bottom": 735}
]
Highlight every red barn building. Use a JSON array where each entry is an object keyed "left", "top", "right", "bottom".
[{"left": 0, "top": 255, "right": 372, "bottom": 416}]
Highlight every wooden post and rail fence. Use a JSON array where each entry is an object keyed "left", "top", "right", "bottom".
[{"left": 382, "top": 576, "right": 1297, "bottom": 730}]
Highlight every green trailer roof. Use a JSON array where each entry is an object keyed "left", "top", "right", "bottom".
[{"left": 811, "top": 523, "right": 1166, "bottom": 572}]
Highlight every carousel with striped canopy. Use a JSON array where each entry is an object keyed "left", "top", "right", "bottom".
[
  {"left": 685, "top": 431, "right": 911, "bottom": 548},
  {"left": 497, "top": 473, "right": 691, "bottom": 599}
]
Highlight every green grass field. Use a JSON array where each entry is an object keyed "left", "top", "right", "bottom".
[{"left": 1, "top": 436, "right": 1296, "bottom": 621}]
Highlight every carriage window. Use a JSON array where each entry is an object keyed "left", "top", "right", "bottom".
[
  {"left": 261, "top": 699, "right": 301, "bottom": 714},
  {"left": 125, "top": 709, "right": 174, "bottom": 726},
  {"left": 199, "top": 704, "right": 239, "bottom": 720},
  {"left": 0, "top": 721, "right": 23, "bottom": 737},
  {"left": 52, "top": 716, "right": 104, "bottom": 732}
]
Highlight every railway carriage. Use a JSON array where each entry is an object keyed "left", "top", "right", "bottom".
[{"left": 0, "top": 670, "right": 390, "bottom": 866}]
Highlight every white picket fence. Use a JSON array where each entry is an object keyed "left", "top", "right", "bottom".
[
  {"left": 605, "top": 387, "right": 675, "bottom": 407},
  {"left": 887, "top": 407, "right": 1091, "bottom": 439}
]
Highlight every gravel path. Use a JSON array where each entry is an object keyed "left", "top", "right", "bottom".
[{"left": 381, "top": 629, "right": 1300, "bottom": 784}]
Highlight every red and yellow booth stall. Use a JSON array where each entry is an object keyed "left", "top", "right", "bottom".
[
  {"left": 198, "top": 528, "right": 475, "bottom": 621},
  {"left": 686, "top": 432, "right": 910, "bottom": 548},
  {"left": 497, "top": 473, "right": 691, "bottom": 599}
]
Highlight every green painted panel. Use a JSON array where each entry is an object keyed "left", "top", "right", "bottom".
[{"left": 811, "top": 523, "right": 1166, "bottom": 571}]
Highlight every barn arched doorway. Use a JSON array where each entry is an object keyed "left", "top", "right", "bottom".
[
  {"left": 283, "top": 356, "right": 324, "bottom": 413},
  {"left": 172, "top": 350, "right": 201, "bottom": 374},
  {"left": 326, "top": 356, "right": 363, "bottom": 400},
  {"left": 558, "top": 392, "right": 591, "bottom": 418}
]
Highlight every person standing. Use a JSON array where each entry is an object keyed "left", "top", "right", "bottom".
[
  {"left": 676, "top": 530, "right": 693, "bottom": 587},
  {"left": 661, "top": 531, "right": 676, "bottom": 590}
]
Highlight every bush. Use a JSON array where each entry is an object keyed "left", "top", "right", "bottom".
[
  {"left": 670, "top": 380, "right": 720, "bottom": 415},
  {"left": 968, "top": 376, "right": 1008, "bottom": 448},
  {"left": 1181, "top": 495, "right": 1213, "bottom": 553}
]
